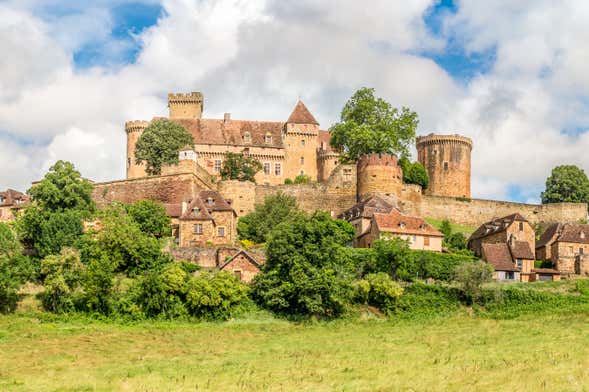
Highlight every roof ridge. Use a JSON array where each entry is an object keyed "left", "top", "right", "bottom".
[{"left": 287, "top": 100, "right": 319, "bottom": 125}]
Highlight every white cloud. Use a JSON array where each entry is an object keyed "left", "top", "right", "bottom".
[{"left": 2, "top": 0, "right": 589, "bottom": 204}]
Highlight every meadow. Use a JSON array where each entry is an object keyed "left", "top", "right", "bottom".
[{"left": 1, "top": 309, "right": 589, "bottom": 391}]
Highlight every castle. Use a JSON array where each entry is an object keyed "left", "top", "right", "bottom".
[{"left": 92, "top": 92, "right": 586, "bottom": 244}]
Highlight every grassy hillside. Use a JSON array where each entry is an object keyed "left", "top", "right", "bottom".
[
  {"left": 1, "top": 310, "right": 589, "bottom": 391},
  {"left": 426, "top": 218, "right": 477, "bottom": 237}
]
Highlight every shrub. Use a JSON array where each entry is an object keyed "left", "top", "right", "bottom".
[
  {"left": 126, "top": 200, "right": 171, "bottom": 238},
  {"left": 397, "top": 282, "right": 461, "bottom": 317},
  {"left": 0, "top": 259, "right": 20, "bottom": 314},
  {"left": 40, "top": 249, "right": 85, "bottom": 313},
  {"left": 133, "top": 269, "right": 188, "bottom": 319},
  {"left": 293, "top": 174, "right": 311, "bottom": 184},
  {"left": 453, "top": 260, "right": 494, "bottom": 304},
  {"left": 81, "top": 255, "right": 115, "bottom": 315},
  {"left": 284, "top": 178, "right": 293, "bottom": 185},
  {"left": 185, "top": 271, "right": 249, "bottom": 320},
  {"left": 240, "top": 239, "right": 254, "bottom": 249},
  {"left": 362, "top": 273, "right": 403, "bottom": 314}
]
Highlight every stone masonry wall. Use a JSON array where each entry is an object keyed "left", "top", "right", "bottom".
[{"left": 405, "top": 195, "right": 587, "bottom": 227}]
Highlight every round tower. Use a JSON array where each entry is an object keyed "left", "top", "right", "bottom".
[
  {"left": 416, "top": 133, "right": 472, "bottom": 198},
  {"left": 357, "top": 153, "right": 404, "bottom": 201},
  {"left": 125, "top": 120, "right": 149, "bottom": 179}
]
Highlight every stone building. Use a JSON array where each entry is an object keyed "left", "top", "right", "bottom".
[
  {"left": 536, "top": 223, "right": 589, "bottom": 275},
  {"left": 338, "top": 195, "right": 397, "bottom": 246},
  {"left": 0, "top": 189, "right": 29, "bottom": 222},
  {"left": 177, "top": 190, "right": 237, "bottom": 247},
  {"left": 219, "top": 250, "right": 262, "bottom": 283},
  {"left": 356, "top": 209, "right": 443, "bottom": 251},
  {"left": 468, "top": 213, "right": 536, "bottom": 257},
  {"left": 416, "top": 134, "right": 472, "bottom": 198},
  {"left": 125, "top": 92, "right": 339, "bottom": 185}
]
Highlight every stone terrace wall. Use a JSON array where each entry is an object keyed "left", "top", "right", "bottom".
[
  {"left": 404, "top": 195, "right": 587, "bottom": 227},
  {"left": 254, "top": 164, "right": 357, "bottom": 217},
  {"left": 93, "top": 173, "right": 209, "bottom": 206}
]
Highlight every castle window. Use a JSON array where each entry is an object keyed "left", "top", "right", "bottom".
[
  {"left": 275, "top": 163, "right": 282, "bottom": 176},
  {"left": 581, "top": 248, "right": 584, "bottom": 255},
  {"left": 443, "top": 162, "right": 449, "bottom": 171},
  {"left": 263, "top": 162, "right": 271, "bottom": 175},
  {"left": 214, "top": 160, "right": 222, "bottom": 173},
  {"left": 300, "top": 170, "right": 305, "bottom": 176},
  {"left": 300, "top": 157, "right": 305, "bottom": 165},
  {"left": 265, "top": 134, "right": 272, "bottom": 144},
  {"left": 243, "top": 132, "right": 252, "bottom": 144},
  {"left": 193, "top": 224, "right": 203, "bottom": 234},
  {"left": 218, "top": 227, "right": 225, "bottom": 237},
  {"left": 301, "top": 139, "right": 305, "bottom": 147}
]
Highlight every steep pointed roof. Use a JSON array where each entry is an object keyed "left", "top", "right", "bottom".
[{"left": 286, "top": 100, "right": 319, "bottom": 125}]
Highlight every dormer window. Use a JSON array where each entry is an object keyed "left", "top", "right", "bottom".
[
  {"left": 193, "top": 207, "right": 199, "bottom": 215},
  {"left": 582, "top": 231, "right": 586, "bottom": 239},
  {"left": 206, "top": 197, "right": 214, "bottom": 206},
  {"left": 265, "top": 133, "right": 272, "bottom": 144},
  {"left": 243, "top": 132, "right": 252, "bottom": 144},
  {"left": 399, "top": 222, "right": 406, "bottom": 228},
  {"left": 0, "top": 196, "right": 4, "bottom": 204}
]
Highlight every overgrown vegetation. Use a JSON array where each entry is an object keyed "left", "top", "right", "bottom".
[
  {"left": 220, "top": 152, "right": 263, "bottom": 182},
  {"left": 399, "top": 156, "right": 429, "bottom": 189}
]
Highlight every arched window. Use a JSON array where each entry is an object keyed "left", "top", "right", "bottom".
[{"left": 243, "top": 132, "right": 252, "bottom": 143}]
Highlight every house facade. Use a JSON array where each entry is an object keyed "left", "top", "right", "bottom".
[
  {"left": 219, "top": 250, "right": 262, "bottom": 283},
  {"left": 536, "top": 223, "right": 589, "bottom": 275},
  {"left": 468, "top": 213, "right": 536, "bottom": 257},
  {"left": 0, "top": 189, "right": 29, "bottom": 222}
]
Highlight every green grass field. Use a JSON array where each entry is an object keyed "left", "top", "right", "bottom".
[
  {"left": 426, "top": 218, "right": 477, "bottom": 236},
  {"left": 2, "top": 310, "right": 589, "bottom": 391}
]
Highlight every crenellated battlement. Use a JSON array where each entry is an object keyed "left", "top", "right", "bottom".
[
  {"left": 125, "top": 121, "right": 150, "bottom": 133},
  {"left": 168, "top": 92, "right": 203, "bottom": 119},
  {"left": 168, "top": 92, "right": 203, "bottom": 103},
  {"left": 416, "top": 134, "right": 473, "bottom": 150}
]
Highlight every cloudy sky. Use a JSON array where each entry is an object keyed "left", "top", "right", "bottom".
[{"left": 2, "top": 0, "right": 589, "bottom": 203}]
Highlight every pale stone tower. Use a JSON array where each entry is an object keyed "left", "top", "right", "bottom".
[
  {"left": 356, "top": 153, "right": 404, "bottom": 201},
  {"left": 168, "top": 92, "right": 203, "bottom": 119},
  {"left": 416, "top": 134, "right": 472, "bottom": 198},
  {"left": 283, "top": 101, "right": 320, "bottom": 181}
]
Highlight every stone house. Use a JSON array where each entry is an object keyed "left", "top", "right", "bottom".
[
  {"left": 356, "top": 209, "right": 443, "bottom": 251},
  {"left": 337, "top": 195, "right": 397, "bottom": 247},
  {"left": 219, "top": 250, "right": 262, "bottom": 283},
  {"left": 178, "top": 190, "right": 237, "bottom": 247},
  {"left": 536, "top": 223, "right": 589, "bottom": 275},
  {"left": 0, "top": 189, "right": 29, "bottom": 222},
  {"left": 125, "top": 92, "right": 340, "bottom": 185},
  {"left": 481, "top": 243, "right": 522, "bottom": 282},
  {"left": 468, "top": 213, "right": 536, "bottom": 257}
]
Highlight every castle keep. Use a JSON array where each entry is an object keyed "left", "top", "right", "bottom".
[{"left": 92, "top": 91, "right": 586, "bottom": 245}]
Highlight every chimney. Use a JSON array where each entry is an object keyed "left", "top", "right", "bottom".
[{"left": 224, "top": 113, "right": 231, "bottom": 122}]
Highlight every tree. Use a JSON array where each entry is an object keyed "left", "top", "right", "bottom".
[
  {"left": 439, "top": 220, "right": 452, "bottom": 238},
  {"left": 185, "top": 271, "right": 250, "bottom": 320},
  {"left": 220, "top": 152, "right": 262, "bottom": 182},
  {"left": 237, "top": 193, "right": 304, "bottom": 244},
  {"left": 399, "top": 157, "right": 429, "bottom": 189},
  {"left": 541, "top": 165, "right": 589, "bottom": 204},
  {"left": 329, "top": 87, "right": 419, "bottom": 162},
  {"left": 251, "top": 211, "right": 356, "bottom": 318},
  {"left": 134, "top": 119, "right": 194, "bottom": 175},
  {"left": 0, "top": 223, "right": 27, "bottom": 313},
  {"left": 453, "top": 260, "right": 494, "bottom": 304},
  {"left": 28, "top": 160, "right": 95, "bottom": 214},
  {"left": 40, "top": 248, "right": 85, "bottom": 313},
  {"left": 126, "top": 200, "right": 171, "bottom": 238}
]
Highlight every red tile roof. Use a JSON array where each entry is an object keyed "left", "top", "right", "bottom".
[
  {"left": 509, "top": 240, "right": 535, "bottom": 260},
  {"left": 220, "top": 250, "right": 261, "bottom": 270},
  {"left": 554, "top": 223, "right": 589, "bottom": 244},
  {"left": 164, "top": 203, "right": 183, "bottom": 218},
  {"left": 287, "top": 100, "right": 319, "bottom": 125},
  {"left": 0, "top": 189, "right": 29, "bottom": 207},
  {"left": 469, "top": 213, "right": 529, "bottom": 241},
  {"left": 372, "top": 210, "right": 443, "bottom": 237},
  {"left": 482, "top": 243, "right": 519, "bottom": 272},
  {"left": 536, "top": 223, "right": 561, "bottom": 249},
  {"left": 179, "top": 190, "right": 235, "bottom": 221},
  {"left": 338, "top": 195, "right": 396, "bottom": 221}
]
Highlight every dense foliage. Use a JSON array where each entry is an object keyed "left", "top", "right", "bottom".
[
  {"left": 237, "top": 193, "right": 304, "bottom": 244},
  {"left": 541, "top": 165, "right": 589, "bottom": 205},
  {"left": 125, "top": 200, "right": 171, "bottom": 238},
  {"left": 453, "top": 260, "right": 494, "bottom": 304},
  {"left": 329, "top": 87, "right": 418, "bottom": 162},
  {"left": 251, "top": 211, "right": 356, "bottom": 318},
  {"left": 355, "top": 272, "right": 404, "bottom": 314},
  {"left": 134, "top": 119, "right": 194, "bottom": 175},
  {"left": 220, "top": 152, "right": 263, "bottom": 182},
  {"left": 399, "top": 157, "right": 429, "bottom": 189},
  {"left": 0, "top": 223, "right": 31, "bottom": 313},
  {"left": 437, "top": 219, "right": 468, "bottom": 251}
]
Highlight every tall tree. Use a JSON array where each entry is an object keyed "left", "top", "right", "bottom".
[
  {"left": 126, "top": 200, "right": 171, "bottom": 238},
  {"left": 220, "top": 152, "right": 262, "bottom": 182},
  {"left": 541, "top": 165, "right": 589, "bottom": 204},
  {"left": 329, "top": 87, "right": 419, "bottom": 162},
  {"left": 135, "top": 119, "right": 194, "bottom": 175}
]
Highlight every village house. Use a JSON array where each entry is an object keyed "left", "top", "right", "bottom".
[
  {"left": 0, "top": 189, "right": 29, "bottom": 222},
  {"left": 338, "top": 195, "right": 397, "bottom": 247},
  {"left": 355, "top": 208, "right": 443, "bottom": 251},
  {"left": 219, "top": 250, "right": 262, "bottom": 283},
  {"left": 176, "top": 190, "right": 237, "bottom": 247},
  {"left": 536, "top": 223, "right": 589, "bottom": 276}
]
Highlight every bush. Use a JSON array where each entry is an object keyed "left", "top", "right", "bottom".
[
  {"left": 133, "top": 268, "right": 188, "bottom": 319},
  {"left": 284, "top": 178, "right": 293, "bottom": 185},
  {"left": 362, "top": 273, "right": 403, "bottom": 314},
  {"left": 397, "top": 282, "right": 461, "bottom": 317},
  {"left": 80, "top": 255, "right": 115, "bottom": 315},
  {"left": 185, "top": 271, "right": 250, "bottom": 320},
  {"left": 411, "top": 250, "right": 477, "bottom": 281},
  {"left": 40, "top": 249, "right": 85, "bottom": 313},
  {"left": 0, "top": 259, "right": 20, "bottom": 314},
  {"left": 293, "top": 174, "right": 311, "bottom": 184},
  {"left": 453, "top": 260, "right": 494, "bottom": 304},
  {"left": 126, "top": 200, "right": 171, "bottom": 238}
]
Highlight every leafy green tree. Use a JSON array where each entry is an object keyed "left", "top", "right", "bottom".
[
  {"left": 541, "top": 165, "right": 589, "bottom": 204},
  {"left": 185, "top": 271, "right": 250, "bottom": 320},
  {"left": 40, "top": 248, "right": 85, "bottom": 313},
  {"left": 0, "top": 223, "right": 27, "bottom": 313},
  {"left": 329, "top": 87, "right": 419, "bottom": 162},
  {"left": 372, "top": 238, "right": 414, "bottom": 280},
  {"left": 399, "top": 157, "right": 429, "bottom": 188},
  {"left": 446, "top": 232, "right": 467, "bottom": 251},
  {"left": 439, "top": 219, "right": 452, "bottom": 238},
  {"left": 28, "top": 160, "right": 95, "bottom": 214},
  {"left": 78, "top": 205, "right": 170, "bottom": 276},
  {"left": 237, "top": 193, "right": 304, "bottom": 244},
  {"left": 220, "top": 152, "right": 263, "bottom": 182},
  {"left": 363, "top": 272, "right": 404, "bottom": 314},
  {"left": 453, "top": 260, "right": 494, "bottom": 304},
  {"left": 126, "top": 200, "right": 171, "bottom": 238},
  {"left": 81, "top": 255, "right": 115, "bottom": 314},
  {"left": 251, "top": 211, "right": 356, "bottom": 318},
  {"left": 0, "top": 222, "right": 21, "bottom": 259},
  {"left": 134, "top": 119, "right": 194, "bottom": 175}
]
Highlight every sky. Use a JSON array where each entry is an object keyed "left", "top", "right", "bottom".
[{"left": 2, "top": 0, "right": 589, "bottom": 204}]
